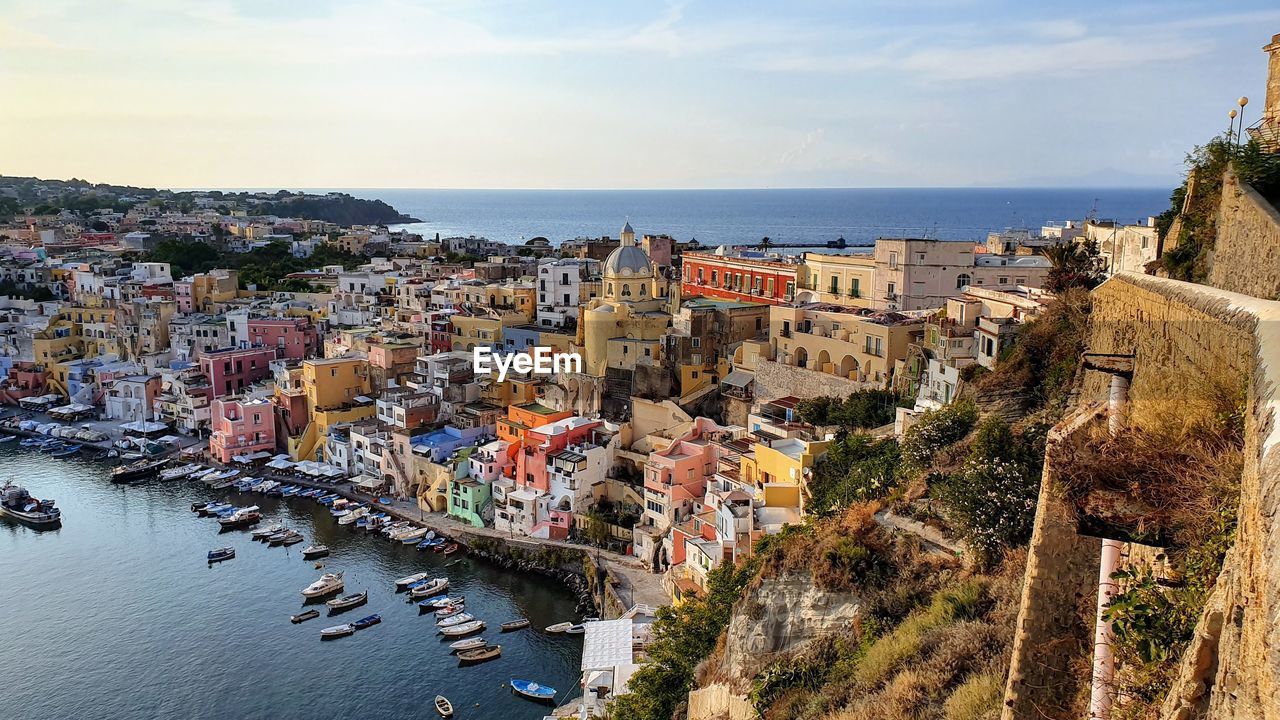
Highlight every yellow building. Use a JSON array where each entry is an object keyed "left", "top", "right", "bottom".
[
  {"left": 797, "top": 253, "right": 875, "bottom": 308},
  {"left": 189, "top": 270, "right": 239, "bottom": 313},
  {"left": 751, "top": 436, "right": 830, "bottom": 518},
  {"left": 285, "top": 356, "right": 376, "bottom": 461},
  {"left": 329, "top": 233, "right": 371, "bottom": 255},
  {"left": 579, "top": 231, "right": 672, "bottom": 377},
  {"left": 770, "top": 304, "right": 923, "bottom": 387},
  {"left": 458, "top": 281, "right": 536, "bottom": 322},
  {"left": 450, "top": 312, "right": 526, "bottom": 352}
]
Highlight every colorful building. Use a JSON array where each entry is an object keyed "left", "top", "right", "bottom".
[
  {"left": 209, "top": 395, "right": 276, "bottom": 464},
  {"left": 681, "top": 249, "right": 800, "bottom": 305},
  {"left": 199, "top": 346, "right": 277, "bottom": 397}
]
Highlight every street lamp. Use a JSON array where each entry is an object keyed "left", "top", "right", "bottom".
[
  {"left": 1236, "top": 97, "right": 1249, "bottom": 149},
  {"left": 1228, "top": 109, "right": 1238, "bottom": 142}
]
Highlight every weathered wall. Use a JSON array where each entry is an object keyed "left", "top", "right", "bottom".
[
  {"left": 1004, "top": 272, "right": 1280, "bottom": 719},
  {"left": 687, "top": 683, "right": 756, "bottom": 720},
  {"left": 753, "top": 358, "right": 869, "bottom": 403},
  {"left": 1002, "top": 408, "right": 1105, "bottom": 720},
  {"left": 1207, "top": 169, "right": 1280, "bottom": 301}
]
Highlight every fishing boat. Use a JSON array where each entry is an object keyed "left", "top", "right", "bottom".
[
  {"left": 252, "top": 523, "right": 285, "bottom": 540},
  {"left": 409, "top": 578, "right": 449, "bottom": 599},
  {"left": 500, "top": 618, "right": 531, "bottom": 632},
  {"left": 197, "top": 502, "right": 231, "bottom": 517},
  {"left": 264, "top": 529, "right": 291, "bottom": 543},
  {"left": 352, "top": 614, "right": 381, "bottom": 630},
  {"left": 434, "top": 695, "right": 454, "bottom": 718},
  {"left": 206, "top": 547, "right": 235, "bottom": 563},
  {"left": 380, "top": 521, "right": 411, "bottom": 538},
  {"left": 291, "top": 609, "right": 320, "bottom": 624},
  {"left": 565, "top": 624, "right": 586, "bottom": 635},
  {"left": 0, "top": 482, "right": 61, "bottom": 529},
  {"left": 320, "top": 623, "right": 355, "bottom": 640},
  {"left": 396, "top": 527, "right": 430, "bottom": 544},
  {"left": 0, "top": 434, "right": 16, "bottom": 443},
  {"left": 436, "top": 612, "right": 475, "bottom": 629},
  {"left": 544, "top": 622, "right": 574, "bottom": 634},
  {"left": 202, "top": 468, "right": 240, "bottom": 484},
  {"left": 160, "top": 464, "right": 203, "bottom": 481},
  {"left": 39, "top": 440, "right": 65, "bottom": 453},
  {"left": 436, "top": 604, "right": 467, "bottom": 619},
  {"left": 301, "top": 571, "right": 344, "bottom": 599},
  {"left": 394, "top": 571, "right": 432, "bottom": 590},
  {"left": 318, "top": 494, "right": 340, "bottom": 505},
  {"left": 442, "top": 543, "right": 461, "bottom": 556},
  {"left": 326, "top": 590, "right": 368, "bottom": 612},
  {"left": 302, "top": 544, "right": 329, "bottom": 559},
  {"left": 418, "top": 594, "right": 464, "bottom": 611},
  {"left": 50, "top": 444, "right": 82, "bottom": 458},
  {"left": 416, "top": 537, "right": 436, "bottom": 551},
  {"left": 337, "top": 506, "right": 368, "bottom": 526},
  {"left": 449, "top": 637, "right": 487, "bottom": 653},
  {"left": 510, "top": 679, "right": 557, "bottom": 703},
  {"left": 457, "top": 644, "right": 501, "bottom": 666},
  {"left": 19, "top": 438, "right": 43, "bottom": 448},
  {"left": 280, "top": 531, "right": 305, "bottom": 546},
  {"left": 111, "top": 457, "right": 168, "bottom": 483},
  {"left": 218, "top": 507, "right": 261, "bottom": 530},
  {"left": 439, "top": 619, "right": 485, "bottom": 637}
]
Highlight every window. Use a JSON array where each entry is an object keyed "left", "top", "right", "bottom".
[
  {"left": 830, "top": 276, "right": 840, "bottom": 295},
  {"left": 917, "top": 253, "right": 926, "bottom": 263},
  {"left": 956, "top": 273, "right": 971, "bottom": 289},
  {"left": 889, "top": 252, "right": 899, "bottom": 269},
  {"left": 851, "top": 278, "right": 860, "bottom": 297},
  {"left": 711, "top": 270, "right": 718, "bottom": 287},
  {"left": 1014, "top": 277, "right": 1026, "bottom": 284},
  {"left": 887, "top": 282, "right": 897, "bottom": 297},
  {"left": 998, "top": 276, "right": 1009, "bottom": 285},
  {"left": 691, "top": 337, "right": 701, "bottom": 348}
]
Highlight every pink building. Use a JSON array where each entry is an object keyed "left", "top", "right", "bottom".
[
  {"left": 174, "top": 280, "right": 193, "bottom": 313},
  {"left": 199, "top": 346, "right": 276, "bottom": 397},
  {"left": 209, "top": 396, "right": 276, "bottom": 463},
  {"left": 247, "top": 317, "right": 318, "bottom": 361}
]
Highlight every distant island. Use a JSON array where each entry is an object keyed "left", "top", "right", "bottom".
[{"left": 0, "top": 176, "right": 421, "bottom": 226}]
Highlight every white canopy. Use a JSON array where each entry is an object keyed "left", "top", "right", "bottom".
[{"left": 120, "top": 420, "right": 168, "bottom": 433}]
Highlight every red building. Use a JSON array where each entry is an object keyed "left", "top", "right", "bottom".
[
  {"left": 199, "top": 346, "right": 277, "bottom": 397},
  {"left": 247, "top": 317, "right": 318, "bottom": 361},
  {"left": 680, "top": 251, "right": 799, "bottom": 305}
]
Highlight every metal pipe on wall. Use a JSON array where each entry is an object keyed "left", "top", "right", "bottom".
[{"left": 1090, "top": 373, "right": 1130, "bottom": 719}]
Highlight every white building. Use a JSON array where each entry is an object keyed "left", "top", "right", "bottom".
[{"left": 536, "top": 258, "right": 590, "bottom": 328}]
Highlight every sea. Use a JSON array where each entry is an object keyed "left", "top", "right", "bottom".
[
  {"left": 344, "top": 187, "right": 1173, "bottom": 248},
  {"left": 0, "top": 448, "right": 582, "bottom": 720}
]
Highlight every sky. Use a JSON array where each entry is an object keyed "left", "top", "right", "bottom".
[{"left": 0, "top": 0, "right": 1276, "bottom": 189}]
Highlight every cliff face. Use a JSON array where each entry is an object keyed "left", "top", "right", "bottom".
[{"left": 689, "top": 573, "right": 864, "bottom": 719}]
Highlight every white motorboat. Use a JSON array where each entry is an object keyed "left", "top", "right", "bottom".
[
  {"left": 159, "top": 464, "right": 203, "bottom": 481},
  {"left": 380, "top": 521, "right": 411, "bottom": 538},
  {"left": 436, "top": 612, "right": 475, "bottom": 628},
  {"left": 301, "top": 571, "right": 345, "bottom": 599},
  {"left": 394, "top": 571, "right": 432, "bottom": 590},
  {"left": 449, "top": 637, "right": 486, "bottom": 653},
  {"left": 337, "top": 506, "right": 369, "bottom": 526},
  {"left": 439, "top": 619, "right": 485, "bottom": 637},
  {"left": 544, "top": 622, "right": 574, "bottom": 634},
  {"left": 302, "top": 544, "right": 330, "bottom": 559},
  {"left": 320, "top": 623, "right": 355, "bottom": 639},
  {"left": 396, "top": 527, "right": 430, "bottom": 543},
  {"left": 252, "top": 523, "right": 285, "bottom": 540},
  {"left": 409, "top": 577, "right": 449, "bottom": 599}
]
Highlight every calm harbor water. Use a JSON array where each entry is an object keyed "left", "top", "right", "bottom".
[
  {"left": 347, "top": 187, "right": 1173, "bottom": 247},
  {"left": 0, "top": 447, "right": 582, "bottom": 720}
]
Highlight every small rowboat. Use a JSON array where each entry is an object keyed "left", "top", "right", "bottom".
[
  {"left": 436, "top": 604, "right": 466, "bottom": 619},
  {"left": 206, "top": 547, "right": 235, "bottom": 563},
  {"left": 457, "top": 644, "right": 501, "bottom": 666},
  {"left": 326, "top": 590, "right": 368, "bottom": 612},
  {"left": 320, "top": 623, "right": 355, "bottom": 639},
  {"left": 291, "top": 609, "right": 320, "bottom": 624},
  {"left": 352, "top": 614, "right": 381, "bottom": 630},
  {"left": 500, "top": 618, "right": 531, "bottom": 632},
  {"left": 437, "top": 612, "right": 475, "bottom": 628},
  {"left": 544, "top": 622, "right": 574, "bottom": 634},
  {"left": 449, "top": 637, "right": 486, "bottom": 653},
  {"left": 565, "top": 624, "right": 586, "bottom": 635},
  {"left": 434, "top": 695, "right": 454, "bottom": 718},
  {"left": 394, "top": 571, "right": 432, "bottom": 590},
  {"left": 439, "top": 619, "right": 485, "bottom": 637},
  {"left": 442, "top": 543, "right": 461, "bottom": 556},
  {"left": 510, "top": 678, "right": 557, "bottom": 703}
]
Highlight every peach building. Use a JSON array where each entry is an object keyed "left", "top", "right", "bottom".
[{"left": 209, "top": 396, "right": 276, "bottom": 463}]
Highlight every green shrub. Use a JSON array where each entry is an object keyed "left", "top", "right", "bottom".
[
  {"left": 796, "top": 390, "right": 899, "bottom": 429},
  {"left": 942, "top": 671, "right": 1004, "bottom": 720},
  {"left": 806, "top": 433, "right": 901, "bottom": 515}
]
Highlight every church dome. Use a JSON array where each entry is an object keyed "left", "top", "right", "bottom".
[{"left": 603, "top": 244, "right": 653, "bottom": 278}]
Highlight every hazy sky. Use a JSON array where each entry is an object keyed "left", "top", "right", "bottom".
[{"left": 0, "top": 1, "right": 1275, "bottom": 189}]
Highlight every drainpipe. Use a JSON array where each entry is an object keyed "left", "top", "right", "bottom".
[{"left": 1090, "top": 372, "right": 1129, "bottom": 720}]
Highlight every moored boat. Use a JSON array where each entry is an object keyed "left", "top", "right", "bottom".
[
  {"left": 434, "top": 695, "right": 454, "bottom": 718},
  {"left": 565, "top": 624, "right": 586, "bottom": 635},
  {"left": 302, "top": 544, "right": 329, "bottom": 559},
  {"left": 417, "top": 594, "right": 464, "bottom": 611},
  {"left": 50, "top": 444, "right": 82, "bottom": 458},
  {"left": 326, "top": 590, "right": 368, "bottom": 612},
  {"left": 544, "top": 622, "right": 574, "bottom": 634},
  {"left": 352, "top": 614, "right": 381, "bottom": 630},
  {"left": 218, "top": 508, "right": 261, "bottom": 530},
  {"left": 442, "top": 542, "right": 461, "bottom": 556},
  {"left": 252, "top": 523, "right": 285, "bottom": 540},
  {"left": 500, "top": 618, "right": 530, "bottom": 632},
  {"left": 449, "top": 637, "right": 486, "bottom": 653},
  {"left": 111, "top": 457, "right": 168, "bottom": 483},
  {"left": 301, "top": 571, "right": 344, "bottom": 599},
  {"left": 436, "top": 612, "right": 475, "bottom": 628},
  {"left": 320, "top": 623, "right": 355, "bottom": 639},
  {"left": 337, "top": 506, "right": 368, "bottom": 525},
  {"left": 436, "top": 604, "right": 466, "bottom": 619},
  {"left": 0, "top": 482, "right": 61, "bottom": 529},
  {"left": 396, "top": 527, "right": 429, "bottom": 544},
  {"left": 394, "top": 571, "right": 432, "bottom": 590},
  {"left": 439, "top": 619, "right": 485, "bottom": 637},
  {"left": 510, "top": 679, "right": 557, "bottom": 703},
  {"left": 270, "top": 530, "right": 304, "bottom": 546},
  {"left": 457, "top": 644, "right": 501, "bottom": 666},
  {"left": 160, "top": 463, "right": 203, "bottom": 481},
  {"left": 280, "top": 531, "right": 305, "bottom": 546},
  {"left": 206, "top": 547, "right": 235, "bottom": 563},
  {"left": 291, "top": 609, "right": 320, "bottom": 624},
  {"left": 409, "top": 577, "right": 449, "bottom": 599}
]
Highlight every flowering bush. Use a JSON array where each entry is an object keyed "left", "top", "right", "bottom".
[
  {"left": 900, "top": 400, "right": 977, "bottom": 472},
  {"left": 936, "top": 418, "right": 1040, "bottom": 565}
]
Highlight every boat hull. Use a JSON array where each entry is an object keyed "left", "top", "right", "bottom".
[{"left": 0, "top": 504, "right": 61, "bottom": 530}]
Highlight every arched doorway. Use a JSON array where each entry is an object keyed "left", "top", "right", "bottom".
[
  {"left": 838, "top": 355, "right": 859, "bottom": 379},
  {"left": 794, "top": 346, "right": 808, "bottom": 369}
]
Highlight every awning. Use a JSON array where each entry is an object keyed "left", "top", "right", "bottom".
[
  {"left": 120, "top": 420, "right": 168, "bottom": 434},
  {"left": 233, "top": 451, "right": 271, "bottom": 463},
  {"left": 581, "top": 619, "right": 634, "bottom": 671},
  {"left": 721, "top": 370, "right": 753, "bottom": 387}
]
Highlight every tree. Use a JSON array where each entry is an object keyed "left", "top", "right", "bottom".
[
  {"left": 758, "top": 236, "right": 773, "bottom": 251},
  {"left": 1043, "top": 239, "right": 1104, "bottom": 293}
]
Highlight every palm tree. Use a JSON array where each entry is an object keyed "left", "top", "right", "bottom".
[{"left": 758, "top": 236, "right": 773, "bottom": 251}]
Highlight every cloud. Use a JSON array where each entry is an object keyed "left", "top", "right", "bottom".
[{"left": 779, "top": 128, "right": 825, "bottom": 165}]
